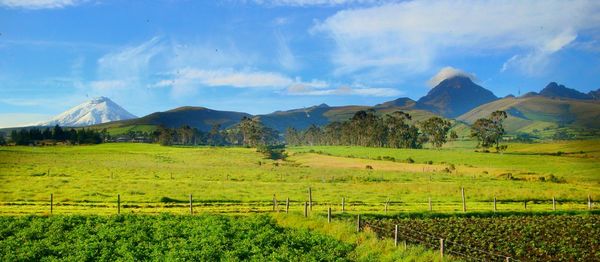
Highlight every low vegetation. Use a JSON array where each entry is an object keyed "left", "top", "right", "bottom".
[
  {"left": 363, "top": 213, "right": 600, "bottom": 261},
  {"left": 0, "top": 214, "right": 353, "bottom": 261}
]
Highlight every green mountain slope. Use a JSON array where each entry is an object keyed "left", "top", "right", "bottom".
[
  {"left": 93, "top": 106, "right": 250, "bottom": 133},
  {"left": 458, "top": 96, "right": 600, "bottom": 134}
]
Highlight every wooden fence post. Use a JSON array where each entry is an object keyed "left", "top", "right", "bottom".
[
  {"left": 524, "top": 200, "right": 527, "bottom": 210},
  {"left": 303, "top": 202, "right": 308, "bottom": 217},
  {"left": 493, "top": 196, "right": 497, "bottom": 212},
  {"left": 385, "top": 201, "right": 389, "bottom": 213},
  {"left": 50, "top": 193, "right": 53, "bottom": 214},
  {"left": 461, "top": 187, "right": 466, "bottom": 212},
  {"left": 286, "top": 197, "right": 289, "bottom": 214},
  {"left": 189, "top": 194, "right": 193, "bottom": 215},
  {"left": 589, "top": 195, "right": 593, "bottom": 210},
  {"left": 394, "top": 225, "right": 398, "bottom": 247},
  {"left": 327, "top": 207, "right": 332, "bottom": 223},
  {"left": 440, "top": 238, "right": 444, "bottom": 259},
  {"left": 273, "top": 194, "right": 277, "bottom": 212},
  {"left": 117, "top": 194, "right": 121, "bottom": 215},
  {"left": 342, "top": 197, "right": 345, "bottom": 212},
  {"left": 308, "top": 187, "right": 313, "bottom": 211},
  {"left": 356, "top": 214, "right": 361, "bottom": 232},
  {"left": 428, "top": 197, "right": 432, "bottom": 211},
  {"left": 552, "top": 196, "right": 556, "bottom": 211}
]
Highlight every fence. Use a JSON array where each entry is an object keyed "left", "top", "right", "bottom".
[
  {"left": 0, "top": 188, "right": 596, "bottom": 261},
  {"left": 1, "top": 187, "right": 594, "bottom": 215}
]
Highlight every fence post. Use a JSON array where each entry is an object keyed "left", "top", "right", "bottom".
[
  {"left": 403, "top": 240, "right": 407, "bottom": 250},
  {"left": 524, "top": 200, "right": 527, "bottom": 210},
  {"left": 273, "top": 194, "right": 277, "bottom": 212},
  {"left": 394, "top": 225, "right": 398, "bottom": 247},
  {"left": 286, "top": 197, "right": 289, "bottom": 214},
  {"left": 461, "top": 187, "right": 466, "bottom": 212},
  {"left": 385, "top": 201, "right": 388, "bottom": 213},
  {"left": 117, "top": 194, "right": 121, "bottom": 215},
  {"left": 493, "top": 196, "right": 497, "bottom": 212},
  {"left": 304, "top": 201, "right": 308, "bottom": 217},
  {"left": 440, "top": 238, "right": 444, "bottom": 259},
  {"left": 356, "top": 214, "right": 361, "bottom": 232},
  {"left": 308, "top": 187, "right": 312, "bottom": 211},
  {"left": 189, "top": 194, "right": 193, "bottom": 215},
  {"left": 429, "top": 197, "right": 432, "bottom": 211},
  {"left": 327, "top": 207, "right": 332, "bottom": 223},
  {"left": 342, "top": 197, "right": 345, "bottom": 212},
  {"left": 589, "top": 195, "right": 593, "bottom": 210},
  {"left": 50, "top": 193, "right": 53, "bottom": 214},
  {"left": 552, "top": 196, "right": 556, "bottom": 211}
]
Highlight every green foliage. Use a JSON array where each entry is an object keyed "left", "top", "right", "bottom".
[
  {"left": 9, "top": 125, "right": 103, "bottom": 145},
  {"left": 366, "top": 215, "right": 600, "bottom": 261},
  {"left": 238, "top": 117, "right": 279, "bottom": 147},
  {"left": 0, "top": 215, "right": 353, "bottom": 261},
  {"left": 284, "top": 110, "right": 427, "bottom": 149},
  {"left": 256, "top": 144, "right": 287, "bottom": 160},
  {"left": 471, "top": 110, "right": 507, "bottom": 151},
  {"left": 419, "top": 116, "right": 452, "bottom": 148}
]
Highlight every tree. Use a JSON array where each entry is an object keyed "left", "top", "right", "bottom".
[
  {"left": 157, "top": 126, "right": 174, "bottom": 146},
  {"left": 284, "top": 127, "right": 302, "bottom": 146},
  {"left": 449, "top": 130, "right": 458, "bottom": 141},
  {"left": 420, "top": 117, "right": 452, "bottom": 148},
  {"left": 208, "top": 124, "right": 222, "bottom": 146},
  {"left": 471, "top": 110, "right": 507, "bottom": 151},
  {"left": 303, "top": 124, "right": 323, "bottom": 146},
  {"left": 384, "top": 111, "right": 421, "bottom": 148},
  {"left": 238, "top": 117, "right": 278, "bottom": 147}
]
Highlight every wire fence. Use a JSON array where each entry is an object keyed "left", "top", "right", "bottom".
[{"left": 364, "top": 222, "right": 519, "bottom": 262}]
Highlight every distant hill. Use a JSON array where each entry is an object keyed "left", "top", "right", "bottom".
[
  {"left": 38, "top": 97, "right": 136, "bottom": 127},
  {"left": 458, "top": 96, "right": 600, "bottom": 134},
  {"left": 539, "top": 82, "right": 592, "bottom": 100},
  {"left": 588, "top": 88, "right": 600, "bottom": 100},
  {"left": 93, "top": 106, "right": 250, "bottom": 132},
  {"left": 416, "top": 76, "right": 498, "bottom": 118}
]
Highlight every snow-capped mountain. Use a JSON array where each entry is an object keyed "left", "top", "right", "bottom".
[{"left": 38, "top": 97, "right": 137, "bottom": 127}]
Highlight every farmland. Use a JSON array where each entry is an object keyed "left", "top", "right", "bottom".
[
  {"left": 1, "top": 141, "right": 599, "bottom": 261},
  {"left": 0, "top": 141, "right": 598, "bottom": 215}
]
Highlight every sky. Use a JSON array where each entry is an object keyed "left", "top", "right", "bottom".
[{"left": 1, "top": 0, "right": 600, "bottom": 127}]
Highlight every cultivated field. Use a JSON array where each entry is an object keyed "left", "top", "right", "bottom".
[
  {"left": 1, "top": 141, "right": 599, "bottom": 261},
  {"left": 0, "top": 140, "right": 598, "bottom": 215}
]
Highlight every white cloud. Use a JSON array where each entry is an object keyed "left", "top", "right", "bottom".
[
  {"left": 276, "top": 32, "right": 300, "bottom": 70},
  {"left": 314, "top": 0, "right": 600, "bottom": 77},
  {"left": 428, "top": 67, "right": 478, "bottom": 88},
  {"left": 287, "top": 84, "right": 401, "bottom": 97},
  {"left": 0, "top": 0, "right": 83, "bottom": 9}
]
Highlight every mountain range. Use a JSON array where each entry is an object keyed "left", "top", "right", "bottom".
[{"left": 15, "top": 77, "right": 600, "bottom": 138}]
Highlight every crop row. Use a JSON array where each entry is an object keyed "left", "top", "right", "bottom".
[
  {"left": 0, "top": 214, "right": 353, "bottom": 261},
  {"left": 363, "top": 214, "right": 599, "bottom": 261}
]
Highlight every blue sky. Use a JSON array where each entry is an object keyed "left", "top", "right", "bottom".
[{"left": 1, "top": 0, "right": 600, "bottom": 127}]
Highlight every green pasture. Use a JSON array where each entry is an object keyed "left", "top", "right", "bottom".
[{"left": 0, "top": 141, "right": 598, "bottom": 216}]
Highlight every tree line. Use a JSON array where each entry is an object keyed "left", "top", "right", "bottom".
[
  {"left": 284, "top": 110, "right": 457, "bottom": 149},
  {"left": 154, "top": 117, "right": 280, "bottom": 147},
  {"left": 7, "top": 125, "right": 105, "bottom": 145}
]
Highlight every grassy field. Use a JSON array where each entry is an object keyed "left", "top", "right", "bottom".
[{"left": 0, "top": 140, "right": 598, "bottom": 215}]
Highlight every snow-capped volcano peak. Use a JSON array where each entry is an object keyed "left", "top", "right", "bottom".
[{"left": 38, "top": 97, "right": 137, "bottom": 127}]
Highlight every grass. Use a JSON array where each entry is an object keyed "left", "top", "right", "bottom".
[{"left": 0, "top": 141, "right": 598, "bottom": 215}]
